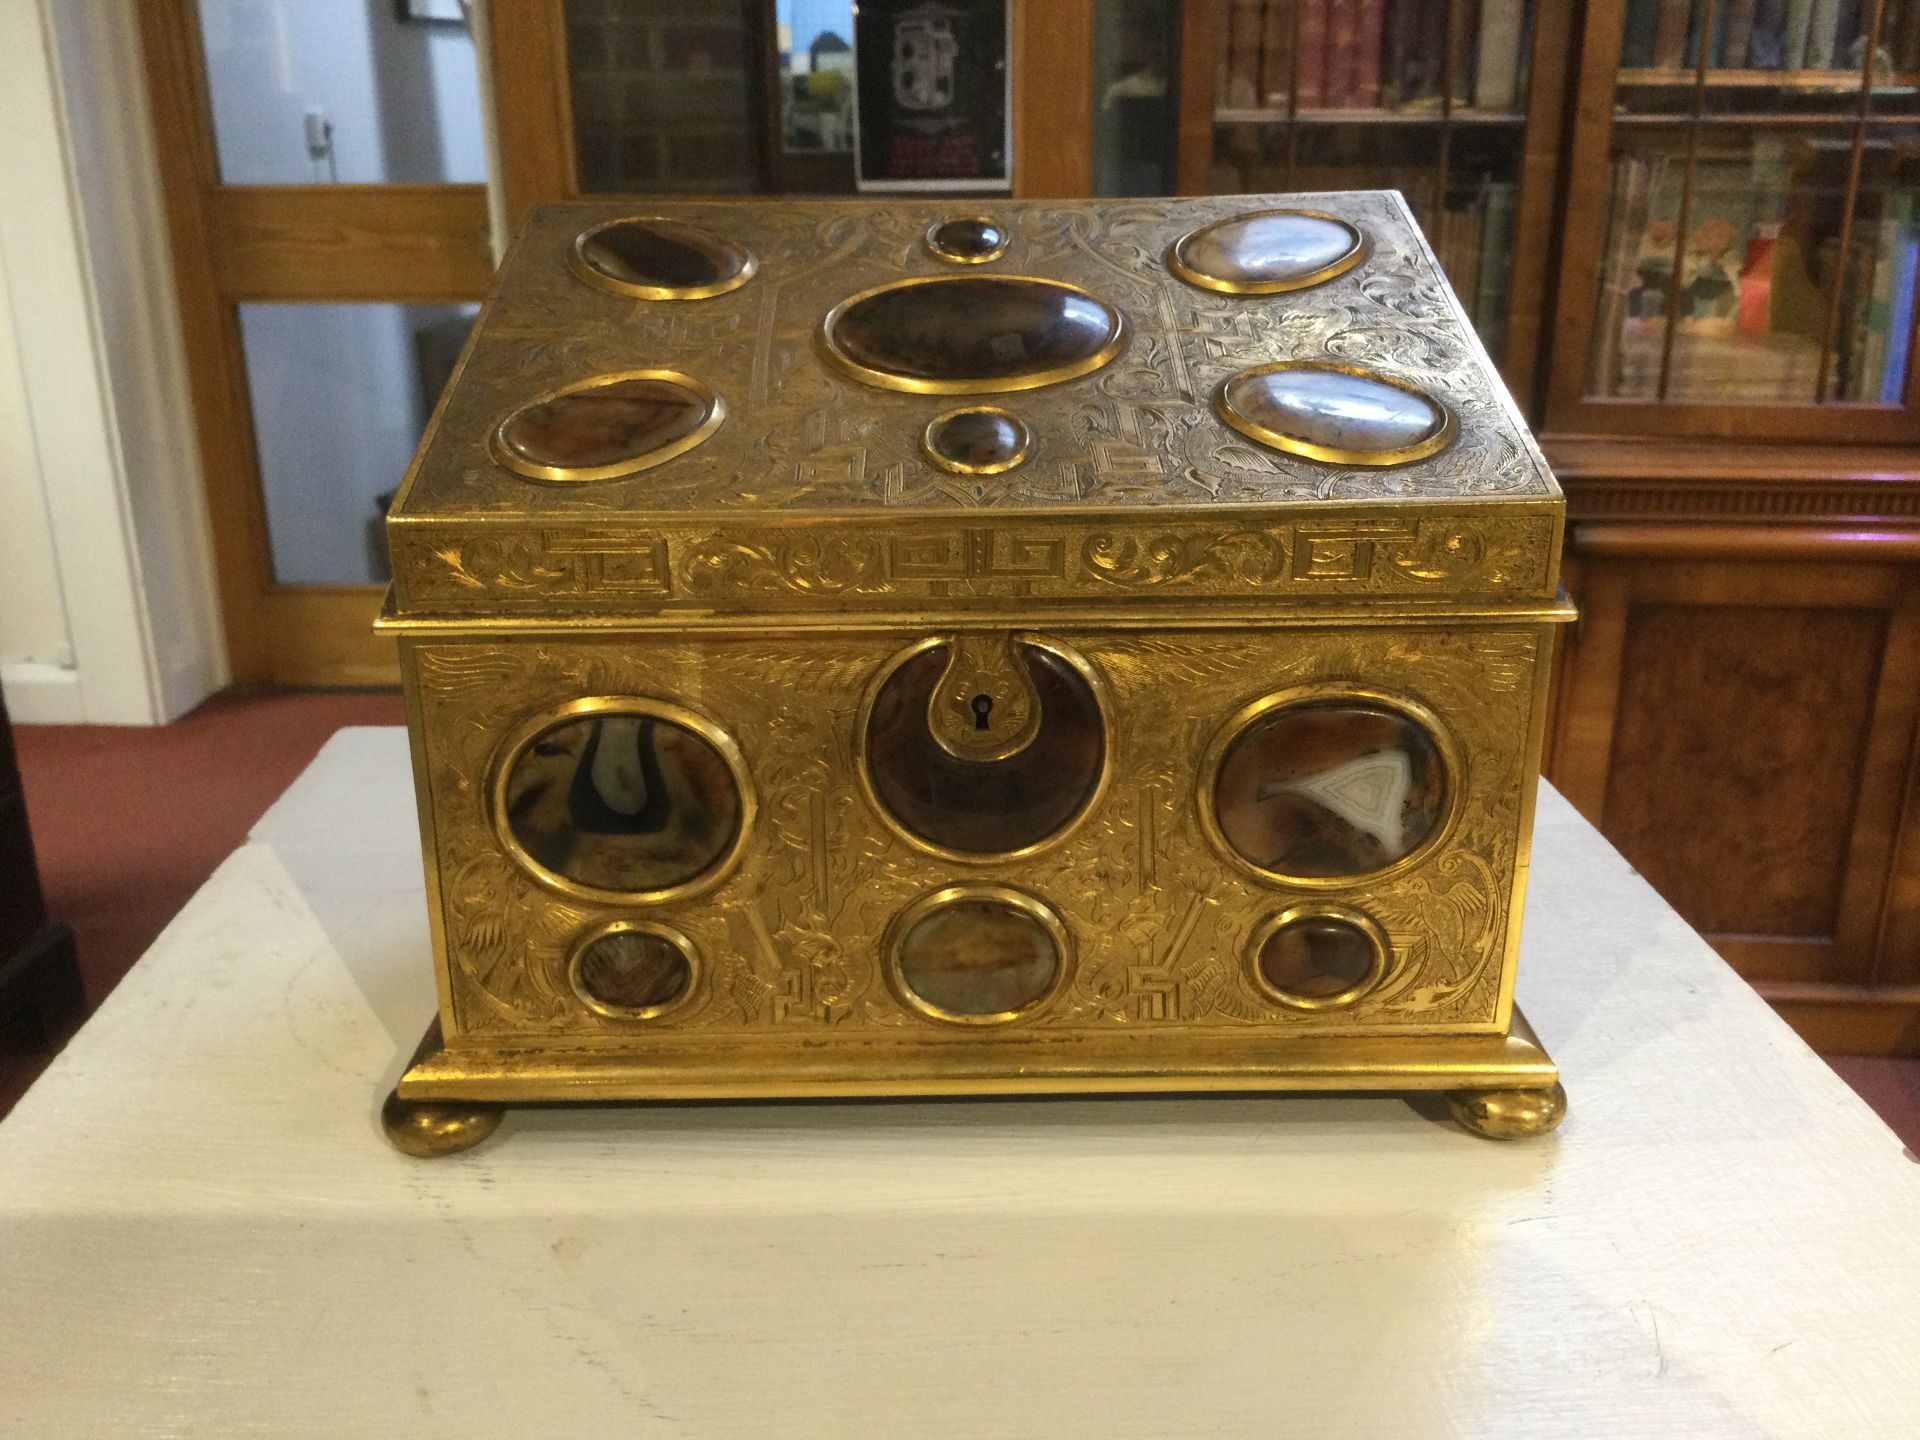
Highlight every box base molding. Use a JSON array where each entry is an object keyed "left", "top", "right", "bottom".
[{"left": 382, "top": 1010, "right": 1566, "bottom": 1155}]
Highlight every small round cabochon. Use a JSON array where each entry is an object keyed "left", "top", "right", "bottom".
[
  {"left": 1217, "top": 363, "right": 1453, "bottom": 466},
  {"left": 573, "top": 924, "right": 695, "bottom": 1017},
  {"left": 1171, "top": 209, "right": 1365, "bottom": 293},
  {"left": 926, "top": 216, "right": 1008, "bottom": 263},
  {"left": 923, "top": 406, "right": 1031, "bottom": 474},
  {"left": 492, "top": 373, "right": 719, "bottom": 480},
  {"left": 1213, "top": 699, "right": 1447, "bottom": 881},
  {"left": 1254, "top": 910, "right": 1385, "bottom": 1007},
  {"left": 572, "top": 217, "right": 755, "bottom": 298},
  {"left": 894, "top": 893, "right": 1063, "bottom": 1020}
]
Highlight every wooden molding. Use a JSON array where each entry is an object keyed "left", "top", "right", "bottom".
[
  {"left": 1571, "top": 522, "right": 1920, "bottom": 560},
  {"left": 1012, "top": 0, "right": 1094, "bottom": 198},
  {"left": 209, "top": 186, "right": 494, "bottom": 302}
]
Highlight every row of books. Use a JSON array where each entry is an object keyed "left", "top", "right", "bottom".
[
  {"left": 1217, "top": 0, "right": 1534, "bottom": 114},
  {"left": 1587, "top": 146, "right": 1916, "bottom": 404},
  {"left": 1621, "top": 0, "right": 1920, "bottom": 73}
]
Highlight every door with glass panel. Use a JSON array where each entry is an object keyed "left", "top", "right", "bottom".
[
  {"left": 1548, "top": 0, "right": 1920, "bottom": 441},
  {"left": 141, "top": 0, "right": 493, "bottom": 684}
]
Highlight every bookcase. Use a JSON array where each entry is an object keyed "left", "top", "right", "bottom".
[
  {"left": 1173, "top": 0, "right": 1579, "bottom": 406},
  {"left": 1164, "top": 0, "right": 1920, "bottom": 1055}
]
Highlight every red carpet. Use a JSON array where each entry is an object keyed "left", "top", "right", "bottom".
[
  {"left": 4, "top": 687, "right": 1919, "bottom": 1151},
  {"left": 2, "top": 689, "right": 403, "bottom": 1115}
]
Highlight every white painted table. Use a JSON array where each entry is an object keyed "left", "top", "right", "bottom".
[{"left": 2, "top": 728, "right": 1917, "bottom": 1438}]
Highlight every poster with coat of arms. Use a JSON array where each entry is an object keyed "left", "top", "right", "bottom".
[{"left": 852, "top": 0, "right": 1010, "bottom": 192}]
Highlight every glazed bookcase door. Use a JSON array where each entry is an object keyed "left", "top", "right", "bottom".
[
  {"left": 1174, "top": 0, "right": 1577, "bottom": 404},
  {"left": 1548, "top": 0, "right": 1920, "bottom": 442}
]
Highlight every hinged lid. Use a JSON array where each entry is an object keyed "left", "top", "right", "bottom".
[{"left": 383, "top": 192, "right": 1562, "bottom": 626}]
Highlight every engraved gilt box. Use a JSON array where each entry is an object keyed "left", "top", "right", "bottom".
[{"left": 377, "top": 193, "right": 1572, "bottom": 1154}]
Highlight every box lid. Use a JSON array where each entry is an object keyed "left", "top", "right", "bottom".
[{"left": 384, "top": 192, "right": 1562, "bottom": 625}]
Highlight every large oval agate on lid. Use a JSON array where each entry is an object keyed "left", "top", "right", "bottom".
[
  {"left": 571, "top": 217, "right": 756, "bottom": 299},
  {"left": 1216, "top": 362, "right": 1455, "bottom": 467},
  {"left": 1169, "top": 209, "right": 1366, "bottom": 294},
  {"left": 820, "top": 275, "right": 1127, "bottom": 394},
  {"left": 490, "top": 371, "right": 724, "bottom": 481}
]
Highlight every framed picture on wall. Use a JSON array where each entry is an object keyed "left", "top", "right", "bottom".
[
  {"left": 396, "top": 0, "right": 466, "bottom": 24},
  {"left": 853, "top": 0, "right": 1010, "bottom": 192}
]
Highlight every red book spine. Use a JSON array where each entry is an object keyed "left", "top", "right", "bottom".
[
  {"left": 1353, "top": 0, "right": 1387, "bottom": 108},
  {"left": 1325, "top": 0, "right": 1359, "bottom": 106},
  {"left": 1296, "top": 0, "right": 1331, "bottom": 108}
]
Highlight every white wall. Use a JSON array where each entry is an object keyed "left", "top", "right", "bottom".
[{"left": 0, "top": 0, "right": 227, "bottom": 724}]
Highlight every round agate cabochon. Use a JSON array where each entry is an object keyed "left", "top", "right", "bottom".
[
  {"left": 572, "top": 217, "right": 755, "bottom": 298},
  {"left": 492, "top": 373, "right": 720, "bottom": 480},
  {"left": 501, "top": 709, "right": 743, "bottom": 895},
  {"left": 1213, "top": 700, "right": 1447, "bottom": 880},
  {"left": 1171, "top": 209, "right": 1366, "bottom": 293},
  {"left": 573, "top": 925, "right": 695, "bottom": 1016},
  {"left": 924, "top": 406, "right": 1031, "bottom": 474},
  {"left": 823, "top": 276, "right": 1126, "bottom": 393},
  {"left": 895, "top": 895, "right": 1063, "bottom": 1020},
  {"left": 1217, "top": 363, "right": 1453, "bottom": 466},
  {"left": 926, "top": 216, "right": 1008, "bottom": 263}
]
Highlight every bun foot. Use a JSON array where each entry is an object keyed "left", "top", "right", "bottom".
[
  {"left": 1447, "top": 1081, "right": 1567, "bottom": 1140},
  {"left": 381, "top": 1090, "right": 504, "bottom": 1157}
]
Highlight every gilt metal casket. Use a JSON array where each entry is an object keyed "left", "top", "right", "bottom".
[{"left": 376, "top": 193, "right": 1571, "bottom": 1154}]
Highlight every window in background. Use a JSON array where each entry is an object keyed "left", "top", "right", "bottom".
[
  {"left": 238, "top": 302, "right": 480, "bottom": 586},
  {"left": 195, "top": 0, "right": 485, "bottom": 184},
  {"left": 1093, "top": 0, "right": 1180, "bottom": 196}
]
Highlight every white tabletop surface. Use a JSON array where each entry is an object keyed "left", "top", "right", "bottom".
[{"left": 2, "top": 727, "right": 1916, "bottom": 1438}]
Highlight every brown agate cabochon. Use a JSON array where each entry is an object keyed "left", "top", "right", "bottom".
[
  {"left": 1257, "top": 914, "right": 1380, "bottom": 1003},
  {"left": 897, "top": 897, "right": 1061, "bottom": 1018},
  {"left": 1218, "top": 363, "right": 1452, "bottom": 464},
  {"left": 867, "top": 641, "right": 1105, "bottom": 854},
  {"left": 824, "top": 276, "right": 1126, "bottom": 392},
  {"left": 924, "top": 407, "right": 1031, "bottom": 473},
  {"left": 575, "top": 927, "right": 695, "bottom": 1015},
  {"left": 503, "top": 711, "right": 742, "bottom": 894},
  {"left": 926, "top": 216, "right": 1008, "bottom": 263},
  {"left": 1214, "top": 701, "right": 1447, "bottom": 879},
  {"left": 573, "top": 217, "right": 754, "bottom": 297},
  {"left": 1172, "top": 209, "right": 1365, "bottom": 292},
  {"left": 493, "top": 373, "right": 719, "bottom": 479}
]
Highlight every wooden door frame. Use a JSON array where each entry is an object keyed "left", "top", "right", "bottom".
[{"left": 138, "top": 0, "right": 495, "bottom": 686}]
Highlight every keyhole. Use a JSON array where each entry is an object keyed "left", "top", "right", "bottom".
[{"left": 971, "top": 693, "right": 994, "bottom": 731}]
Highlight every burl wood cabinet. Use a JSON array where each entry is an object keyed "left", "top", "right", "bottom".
[{"left": 1544, "top": 446, "right": 1920, "bottom": 1054}]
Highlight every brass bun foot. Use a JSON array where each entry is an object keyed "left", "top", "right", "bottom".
[
  {"left": 381, "top": 1089, "right": 505, "bottom": 1157},
  {"left": 1446, "top": 1081, "right": 1567, "bottom": 1140}
]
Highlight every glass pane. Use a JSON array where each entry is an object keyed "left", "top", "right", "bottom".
[
  {"left": 1092, "top": 0, "right": 1180, "bottom": 196},
  {"left": 238, "top": 302, "right": 478, "bottom": 585},
  {"left": 1206, "top": 1, "right": 1536, "bottom": 359},
  {"left": 777, "top": 0, "right": 857, "bottom": 191},
  {"left": 1590, "top": 0, "right": 1920, "bottom": 406},
  {"left": 565, "top": 0, "right": 770, "bottom": 193},
  {"left": 195, "top": 0, "right": 485, "bottom": 185}
]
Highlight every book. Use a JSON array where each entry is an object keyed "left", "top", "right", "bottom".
[
  {"left": 1381, "top": 0, "right": 1418, "bottom": 107},
  {"left": 1475, "top": 181, "right": 1518, "bottom": 358},
  {"left": 1882, "top": 225, "right": 1918, "bottom": 402},
  {"left": 1450, "top": 0, "right": 1481, "bottom": 103},
  {"left": 1722, "top": 0, "right": 1760, "bottom": 65},
  {"left": 1804, "top": 0, "right": 1841, "bottom": 66},
  {"left": 1296, "top": 0, "right": 1331, "bottom": 107},
  {"left": 1352, "top": 0, "right": 1388, "bottom": 108},
  {"left": 1784, "top": 0, "right": 1815, "bottom": 67},
  {"left": 1623, "top": 0, "right": 1661, "bottom": 65},
  {"left": 1654, "top": 0, "right": 1693, "bottom": 67},
  {"left": 1326, "top": 0, "right": 1361, "bottom": 105},
  {"left": 1474, "top": 0, "right": 1526, "bottom": 110},
  {"left": 1224, "top": 0, "right": 1265, "bottom": 108},
  {"left": 1258, "top": 0, "right": 1293, "bottom": 106},
  {"left": 1750, "top": 0, "right": 1787, "bottom": 65}
]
